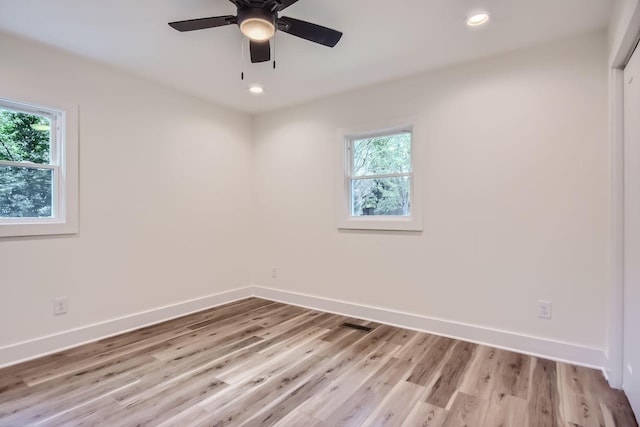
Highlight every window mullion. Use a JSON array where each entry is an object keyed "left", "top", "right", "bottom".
[
  {"left": 0, "top": 160, "right": 55, "bottom": 170},
  {"left": 351, "top": 172, "right": 412, "bottom": 180}
]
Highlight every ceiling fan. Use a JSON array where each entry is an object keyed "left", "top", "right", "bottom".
[{"left": 168, "top": 0, "right": 343, "bottom": 64}]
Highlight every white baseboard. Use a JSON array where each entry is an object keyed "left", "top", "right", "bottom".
[
  {"left": 251, "top": 286, "right": 606, "bottom": 370},
  {"left": 0, "top": 285, "right": 606, "bottom": 372},
  {"left": 0, "top": 287, "right": 252, "bottom": 368}
]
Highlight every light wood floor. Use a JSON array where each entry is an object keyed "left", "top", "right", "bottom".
[{"left": 0, "top": 298, "right": 636, "bottom": 427}]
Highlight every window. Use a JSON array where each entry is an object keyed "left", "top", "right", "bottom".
[
  {"left": 337, "top": 120, "right": 423, "bottom": 231},
  {"left": 0, "top": 98, "right": 78, "bottom": 237}
]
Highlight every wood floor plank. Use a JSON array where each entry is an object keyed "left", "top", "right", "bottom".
[
  {"left": 388, "top": 328, "right": 420, "bottom": 347},
  {"left": 458, "top": 346, "right": 502, "bottom": 400},
  {"left": 493, "top": 350, "right": 531, "bottom": 400},
  {"left": 320, "top": 322, "right": 361, "bottom": 342},
  {"left": 185, "top": 300, "right": 282, "bottom": 331},
  {"left": 244, "top": 372, "right": 330, "bottom": 427},
  {"left": 401, "top": 400, "right": 449, "bottom": 427},
  {"left": 0, "top": 353, "right": 70, "bottom": 396},
  {"left": 196, "top": 355, "right": 324, "bottom": 426},
  {"left": 150, "top": 322, "right": 265, "bottom": 362},
  {"left": 183, "top": 302, "right": 286, "bottom": 336},
  {"left": 216, "top": 327, "right": 329, "bottom": 384},
  {"left": 426, "top": 341, "right": 478, "bottom": 408},
  {"left": 21, "top": 329, "right": 189, "bottom": 387},
  {"left": 527, "top": 358, "right": 562, "bottom": 427},
  {"left": 599, "top": 388, "right": 639, "bottom": 427},
  {"left": 272, "top": 408, "right": 322, "bottom": 427},
  {"left": 0, "top": 373, "right": 139, "bottom": 426},
  {"left": 406, "top": 335, "right": 457, "bottom": 388},
  {"left": 557, "top": 363, "right": 605, "bottom": 427},
  {"left": 111, "top": 336, "right": 263, "bottom": 405},
  {"left": 0, "top": 297, "right": 635, "bottom": 427},
  {"left": 234, "top": 331, "right": 330, "bottom": 386},
  {"left": 395, "top": 333, "right": 437, "bottom": 363},
  {"left": 480, "top": 392, "right": 528, "bottom": 427},
  {"left": 442, "top": 392, "right": 489, "bottom": 427},
  {"left": 322, "top": 357, "right": 415, "bottom": 426},
  {"left": 0, "top": 347, "right": 162, "bottom": 417},
  {"left": 585, "top": 365, "right": 638, "bottom": 427},
  {"left": 252, "top": 309, "right": 322, "bottom": 339},
  {"left": 296, "top": 341, "right": 401, "bottom": 420},
  {"left": 101, "top": 370, "right": 228, "bottom": 426},
  {"left": 362, "top": 380, "right": 428, "bottom": 426},
  {"left": 194, "top": 344, "right": 329, "bottom": 416},
  {"left": 156, "top": 406, "right": 210, "bottom": 427},
  {"left": 38, "top": 397, "right": 122, "bottom": 427},
  {"left": 57, "top": 297, "right": 269, "bottom": 362}
]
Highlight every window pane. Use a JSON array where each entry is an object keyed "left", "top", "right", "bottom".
[
  {"left": 0, "top": 166, "right": 53, "bottom": 218},
  {"left": 352, "top": 132, "right": 411, "bottom": 176},
  {"left": 351, "top": 176, "right": 410, "bottom": 216},
  {"left": 0, "top": 109, "right": 51, "bottom": 164}
]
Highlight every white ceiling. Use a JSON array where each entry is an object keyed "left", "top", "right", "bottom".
[{"left": 0, "top": 0, "right": 613, "bottom": 114}]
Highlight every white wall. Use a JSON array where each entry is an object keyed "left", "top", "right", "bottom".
[
  {"left": 0, "top": 33, "right": 254, "bottom": 354},
  {"left": 253, "top": 31, "right": 609, "bottom": 352}
]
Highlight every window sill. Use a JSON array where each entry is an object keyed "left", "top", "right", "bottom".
[
  {"left": 0, "top": 221, "right": 78, "bottom": 238},
  {"left": 337, "top": 215, "right": 423, "bottom": 231}
]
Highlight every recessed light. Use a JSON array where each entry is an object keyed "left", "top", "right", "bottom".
[
  {"left": 249, "top": 84, "right": 264, "bottom": 95},
  {"left": 466, "top": 12, "right": 490, "bottom": 27}
]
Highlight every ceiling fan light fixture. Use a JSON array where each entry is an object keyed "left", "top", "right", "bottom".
[
  {"left": 466, "top": 12, "right": 490, "bottom": 27},
  {"left": 240, "top": 17, "right": 275, "bottom": 41}
]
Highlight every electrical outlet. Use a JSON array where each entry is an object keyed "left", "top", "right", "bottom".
[
  {"left": 537, "top": 300, "right": 552, "bottom": 319},
  {"left": 271, "top": 267, "right": 278, "bottom": 279},
  {"left": 54, "top": 297, "right": 68, "bottom": 315}
]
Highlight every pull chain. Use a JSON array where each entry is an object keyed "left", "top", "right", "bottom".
[
  {"left": 240, "top": 34, "right": 245, "bottom": 80},
  {"left": 272, "top": 35, "right": 276, "bottom": 70}
]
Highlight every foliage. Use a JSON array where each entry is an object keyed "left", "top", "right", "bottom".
[
  {"left": 0, "top": 110, "right": 53, "bottom": 218},
  {"left": 351, "top": 133, "right": 411, "bottom": 216}
]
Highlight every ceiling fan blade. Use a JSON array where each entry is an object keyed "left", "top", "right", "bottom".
[
  {"left": 277, "top": 0, "right": 299, "bottom": 11},
  {"left": 250, "top": 40, "right": 271, "bottom": 63},
  {"left": 278, "top": 17, "right": 342, "bottom": 47},
  {"left": 168, "top": 16, "right": 236, "bottom": 32}
]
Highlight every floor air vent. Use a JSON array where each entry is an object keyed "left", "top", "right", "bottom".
[{"left": 341, "top": 322, "right": 374, "bottom": 332}]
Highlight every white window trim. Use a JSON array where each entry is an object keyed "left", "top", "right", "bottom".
[
  {"left": 336, "top": 118, "right": 423, "bottom": 231},
  {"left": 0, "top": 97, "right": 78, "bottom": 238}
]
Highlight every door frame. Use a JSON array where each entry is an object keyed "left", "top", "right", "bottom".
[{"left": 609, "top": 2, "right": 640, "bottom": 389}]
